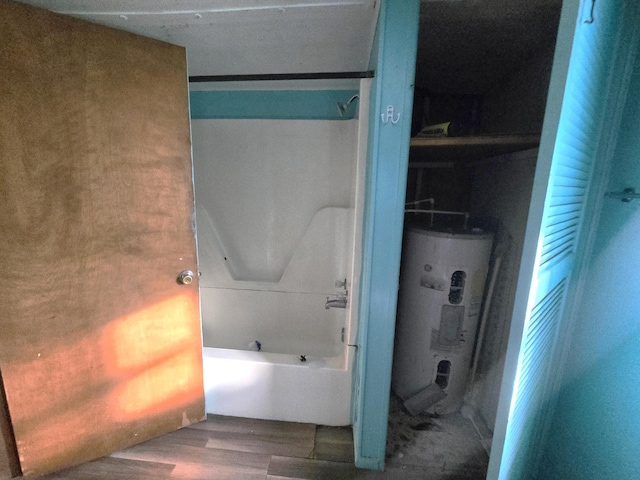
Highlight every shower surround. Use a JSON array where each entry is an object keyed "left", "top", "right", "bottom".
[{"left": 192, "top": 81, "right": 369, "bottom": 425}]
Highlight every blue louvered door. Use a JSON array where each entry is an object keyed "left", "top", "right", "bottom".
[{"left": 489, "top": 0, "right": 633, "bottom": 478}]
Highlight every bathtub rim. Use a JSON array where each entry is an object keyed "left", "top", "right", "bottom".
[{"left": 201, "top": 345, "right": 355, "bottom": 426}]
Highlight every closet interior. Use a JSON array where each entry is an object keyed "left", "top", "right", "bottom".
[{"left": 387, "top": 1, "right": 563, "bottom": 477}]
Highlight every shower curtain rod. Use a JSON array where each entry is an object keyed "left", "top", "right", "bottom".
[{"left": 189, "top": 71, "right": 374, "bottom": 83}]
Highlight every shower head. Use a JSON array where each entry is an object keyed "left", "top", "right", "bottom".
[{"left": 337, "top": 94, "right": 360, "bottom": 117}]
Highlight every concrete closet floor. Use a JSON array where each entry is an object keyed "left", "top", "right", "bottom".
[{"left": 385, "top": 394, "right": 489, "bottom": 479}]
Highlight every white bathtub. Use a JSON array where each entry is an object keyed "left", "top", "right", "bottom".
[
  {"left": 197, "top": 208, "right": 356, "bottom": 426},
  {"left": 202, "top": 346, "right": 354, "bottom": 426},
  {"left": 200, "top": 284, "right": 355, "bottom": 426}
]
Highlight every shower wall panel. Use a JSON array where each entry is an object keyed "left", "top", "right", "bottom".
[{"left": 192, "top": 118, "right": 358, "bottom": 351}]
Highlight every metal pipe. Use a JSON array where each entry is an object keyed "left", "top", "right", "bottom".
[
  {"left": 468, "top": 256, "right": 502, "bottom": 391},
  {"left": 404, "top": 208, "right": 470, "bottom": 229},
  {"left": 404, "top": 208, "right": 468, "bottom": 215}
]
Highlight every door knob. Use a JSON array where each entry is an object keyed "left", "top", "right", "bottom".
[{"left": 178, "top": 270, "right": 195, "bottom": 285}]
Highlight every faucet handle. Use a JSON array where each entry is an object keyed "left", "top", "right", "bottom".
[{"left": 335, "top": 278, "right": 347, "bottom": 289}]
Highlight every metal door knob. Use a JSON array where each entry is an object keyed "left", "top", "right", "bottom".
[{"left": 178, "top": 270, "right": 195, "bottom": 285}]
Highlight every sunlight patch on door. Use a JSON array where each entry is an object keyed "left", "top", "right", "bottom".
[
  {"left": 111, "top": 349, "right": 203, "bottom": 418},
  {"left": 102, "top": 294, "right": 198, "bottom": 373},
  {"left": 101, "top": 293, "right": 204, "bottom": 420}
]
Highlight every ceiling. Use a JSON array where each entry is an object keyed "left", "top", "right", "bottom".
[
  {"left": 417, "top": 0, "right": 563, "bottom": 94},
  {"left": 14, "top": 0, "right": 380, "bottom": 78},
  {"left": 15, "top": 0, "right": 562, "bottom": 94}
]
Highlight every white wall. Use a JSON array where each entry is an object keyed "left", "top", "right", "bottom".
[
  {"left": 193, "top": 119, "right": 357, "bottom": 285},
  {"left": 467, "top": 149, "right": 538, "bottom": 435}
]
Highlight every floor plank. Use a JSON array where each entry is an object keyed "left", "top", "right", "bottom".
[
  {"left": 142, "top": 426, "right": 211, "bottom": 449},
  {"left": 112, "top": 441, "right": 270, "bottom": 479},
  {"left": 205, "top": 430, "right": 314, "bottom": 459},
  {"left": 193, "top": 414, "right": 316, "bottom": 459},
  {"left": 37, "top": 457, "right": 175, "bottom": 480},
  {"left": 312, "top": 426, "right": 354, "bottom": 463},
  {"left": 267, "top": 456, "right": 363, "bottom": 480},
  {"left": 194, "top": 416, "right": 315, "bottom": 438}
]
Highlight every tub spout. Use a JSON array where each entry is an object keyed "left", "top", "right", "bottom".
[{"left": 325, "top": 294, "right": 348, "bottom": 310}]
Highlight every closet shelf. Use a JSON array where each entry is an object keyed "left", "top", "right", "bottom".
[{"left": 409, "top": 134, "right": 540, "bottom": 166}]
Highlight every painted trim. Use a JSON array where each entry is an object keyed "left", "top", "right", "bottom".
[
  {"left": 189, "top": 89, "right": 359, "bottom": 120},
  {"left": 351, "top": 0, "right": 420, "bottom": 471},
  {"left": 189, "top": 71, "right": 374, "bottom": 83}
]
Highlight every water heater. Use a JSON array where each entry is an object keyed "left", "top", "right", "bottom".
[{"left": 392, "top": 226, "right": 493, "bottom": 415}]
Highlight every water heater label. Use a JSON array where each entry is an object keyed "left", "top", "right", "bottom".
[
  {"left": 469, "top": 295, "right": 483, "bottom": 317},
  {"left": 420, "top": 274, "right": 445, "bottom": 291}
]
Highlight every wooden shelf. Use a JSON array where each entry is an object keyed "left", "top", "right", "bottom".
[{"left": 409, "top": 134, "right": 540, "bottom": 166}]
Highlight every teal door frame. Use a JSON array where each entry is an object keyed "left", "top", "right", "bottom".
[{"left": 351, "top": 0, "right": 420, "bottom": 470}]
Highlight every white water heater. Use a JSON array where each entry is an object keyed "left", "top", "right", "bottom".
[{"left": 392, "top": 226, "right": 493, "bottom": 415}]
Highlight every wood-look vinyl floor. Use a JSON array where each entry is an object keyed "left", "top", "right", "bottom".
[{"left": 31, "top": 415, "right": 486, "bottom": 480}]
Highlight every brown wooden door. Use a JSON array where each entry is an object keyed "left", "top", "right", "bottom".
[{"left": 0, "top": 1, "right": 205, "bottom": 476}]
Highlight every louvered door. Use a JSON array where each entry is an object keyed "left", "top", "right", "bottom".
[{"left": 490, "top": 0, "right": 630, "bottom": 478}]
